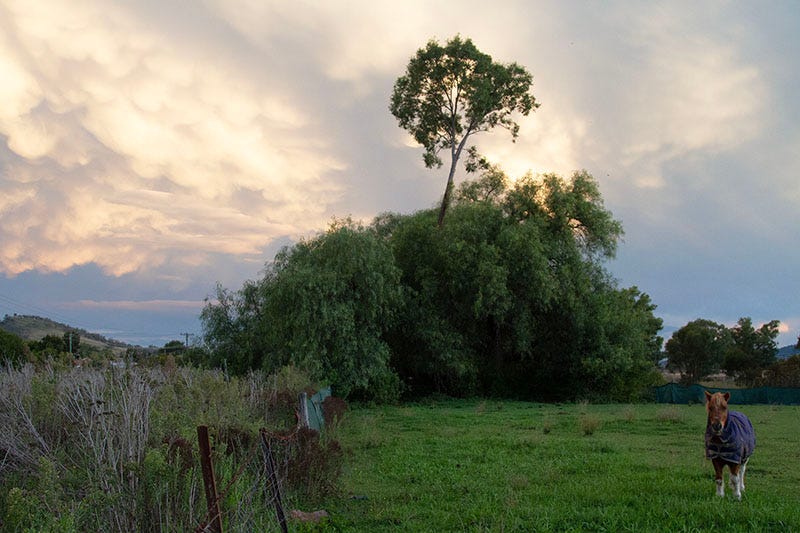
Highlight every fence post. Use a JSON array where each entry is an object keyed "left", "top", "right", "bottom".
[
  {"left": 197, "top": 425, "right": 224, "bottom": 533},
  {"left": 260, "top": 430, "right": 288, "bottom": 533}
]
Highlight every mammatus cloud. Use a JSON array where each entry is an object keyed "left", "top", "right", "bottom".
[{"left": 0, "top": 0, "right": 343, "bottom": 277}]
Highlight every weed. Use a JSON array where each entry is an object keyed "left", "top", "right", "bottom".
[
  {"left": 656, "top": 405, "right": 684, "bottom": 423},
  {"left": 579, "top": 413, "right": 601, "bottom": 436},
  {"left": 621, "top": 404, "right": 636, "bottom": 422}
]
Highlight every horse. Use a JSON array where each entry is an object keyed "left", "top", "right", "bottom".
[{"left": 704, "top": 391, "right": 756, "bottom": 500}]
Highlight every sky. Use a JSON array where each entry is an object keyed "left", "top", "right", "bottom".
[{"left": 0, "top": 0, "right": 798, "bottom": 348}]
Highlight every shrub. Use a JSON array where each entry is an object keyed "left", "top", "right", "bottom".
[{"left": 284, "top": 427, "right": 344, "bottom": 503}]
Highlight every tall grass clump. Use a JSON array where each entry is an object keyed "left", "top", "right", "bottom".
[
  {"left": 579, "top": 414, "right": 601, "bottom": 436},
  {"left": 656, "top": 405, "right": 684, "bottom": 423}
]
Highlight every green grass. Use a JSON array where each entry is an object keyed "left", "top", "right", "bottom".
[{"left": 315, "top": 401, "right": 800, "bottom": 532}]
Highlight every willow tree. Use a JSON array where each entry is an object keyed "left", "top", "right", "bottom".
[{"left": 390, "top": 35, "right": 538, "bottom": 226}]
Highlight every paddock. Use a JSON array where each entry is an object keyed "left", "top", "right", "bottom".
[{"left": 323, "top": 400, "right": 800, "bottom": 531}]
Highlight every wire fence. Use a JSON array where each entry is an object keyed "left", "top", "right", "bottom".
[
  {"left": 189, "top": 417, "right": 342, "bottom": 532},
  {"left": 194, "top": 427, "right": 293, "bottom": 533}
]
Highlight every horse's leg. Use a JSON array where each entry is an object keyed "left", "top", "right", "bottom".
[
  {"left": 740, "top": 458, "right": 748, "bottom": 492},
  {"left": 712, "top": 459, "right": 725, "bottom": 497},
  {"left": 729, "top": 463, "right": 742, "bottom": 500}
]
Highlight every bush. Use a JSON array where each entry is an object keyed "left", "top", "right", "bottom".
[{"left": 284, "top": 427, "right": 344, "bottom": 503}]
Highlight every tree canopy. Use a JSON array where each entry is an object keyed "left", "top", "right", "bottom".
[
  {"left": 665, "top": 319, "right": 731, "bottom": 383},
  {"left": 201, "top": 169, "right": 663, "bottom": 402},
  {"left": 202, "top": 219, "right": 403, "bottom": 401},
  {"left": 665, "top": 317, "right": 781, "bottom": 385},
  {"left": 390, "top": 35, "right": 537, "bottom": 226},
  {"left": 200, "top": 35, "right": 663, "bottom": 402},
  {"left": 723, "top": 317, "right": 779, "bottom": 385}
]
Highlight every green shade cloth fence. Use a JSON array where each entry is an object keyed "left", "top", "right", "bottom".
[
  {"left": 653, "top": 383, "right": 800, "bottom": 405},
  {"left": 303, "top": 386, "right": 331, "bottom": 431}
]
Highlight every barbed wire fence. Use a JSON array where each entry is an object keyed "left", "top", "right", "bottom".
[
  {"left": 193, "top": 426, "right": 290, "bottom": 533},
  {"left": 191, "top": 395, "right": 343, "bottom": 532}
]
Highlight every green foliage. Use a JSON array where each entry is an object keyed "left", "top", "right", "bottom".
[
  {"left": 723, "top": 317, "right": 780, "bottom": 385},
  {"left": 202, "top": 169, "right": 662, "bottom": 402},
  {"left": 200, "top": 280, "right": 270, "bottom": 374},
  {"left": 203, "top": 219, "right": 404, "bottom": 401},
  {"left": 390, "top": 35, "right": 537, "bottom": 170},
  {"left": 666, "top": 319, "right": 731, "bottom": 383},
  {"left": 3, "top": 486, "right": 76, "bottom": 532},
  {"left": 262, "top": 218, "right": 404, "bottom": 401},
  {"left": 0, "top": 329, "right": 27, "bottom": 366},
  {"left": 27, "top": 334, "right": 68, "bottom": 363},
  {"left": 62, "top": 330, "right": 79, "bottom": 353},
  {"left": 666, "top": 317, "right": 780, "bottom": 386},
  {"left": 386, "top": 169, "right": 658, "bottom": 400},
  {"left": 390, "top": 35, "right": 538, "bottom": 225}
]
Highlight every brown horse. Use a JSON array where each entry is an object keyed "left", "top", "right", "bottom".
[{"left": 704, "top": 391, "right": 756, "bottom": 500}]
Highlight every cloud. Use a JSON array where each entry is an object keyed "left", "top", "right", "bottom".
[
  {"left": 65, "top": 299, "right": 205, "bottom": 311},
  {"left": 0, "top": 0, "right": 344, "bottom": 277}
]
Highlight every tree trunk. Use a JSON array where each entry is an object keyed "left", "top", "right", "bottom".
[
  {"left": 437, "top": 133, "right": 471, "bottom": 227},
  {"left": 436, "top": 159, "right": 458, "bottom": 227}
]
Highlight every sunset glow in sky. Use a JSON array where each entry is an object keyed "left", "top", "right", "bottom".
[{"left": 1, "top": 0, "right": 798, "bottom": 347}]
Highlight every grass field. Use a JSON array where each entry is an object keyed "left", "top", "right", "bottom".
[{"left": 315, "top": 400, "right": 800, "bottom": 532}]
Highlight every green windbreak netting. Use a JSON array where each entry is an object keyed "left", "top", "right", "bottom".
[
  {"left": 305, "top": 386, "right": 331, "bottom": 431},
  {"left": 653, "top": 383, "right": 800, "bottom": 405}
]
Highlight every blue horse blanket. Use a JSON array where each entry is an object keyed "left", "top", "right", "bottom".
[{"left": 705, "top": 410, "right": 756, "bottom": 464}]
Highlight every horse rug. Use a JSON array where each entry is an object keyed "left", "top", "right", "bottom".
[{"left": 705, "top": 410, "right": 756, "bottom": 464}]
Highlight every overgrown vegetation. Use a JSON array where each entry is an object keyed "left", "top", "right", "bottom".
[
  {"left": 0, "top": 362, "right": 343, "bottom": 531},
  {"left": 201, "top": 168, "right": 664, "bottom": 402}
]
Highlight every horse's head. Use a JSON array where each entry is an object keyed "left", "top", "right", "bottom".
[{"left": 705, "top": 390, "right": 730, "bottom": 436}]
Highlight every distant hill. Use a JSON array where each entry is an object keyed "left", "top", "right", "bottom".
[
  {"left": 0, "top": 314, "right": 131, "bottom": 353},
  {"left": 777, "top": 344, "right": 800, "bottom": 360}
]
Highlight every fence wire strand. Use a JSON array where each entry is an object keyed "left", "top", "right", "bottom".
[{"left": 193, "top": 428, "right": 302, "bottom": 533}]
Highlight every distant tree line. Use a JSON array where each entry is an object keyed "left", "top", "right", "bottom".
[
  {"left": 0, "top": 329, "right": 111, "bottom": 368},
  {"left": 201, "top": 168, "right": 665, "bottom": 402},
  {"left": 665, "top": 317, "right": 795, "bottom": 386}
]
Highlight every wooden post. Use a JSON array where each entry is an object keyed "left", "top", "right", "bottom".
[
  {"left": 260, "top": 430, "right": 288, "bottom": 533},
  {"left": 197, "top": 425, "right": 223, "bottom": 533}
]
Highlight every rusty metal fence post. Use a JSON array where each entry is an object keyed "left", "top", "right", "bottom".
[{"left": 197, "top": 425, "right": 224, "bottom": 533}]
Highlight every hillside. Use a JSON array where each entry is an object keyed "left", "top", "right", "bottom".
[
  {"left": 777, "top": 344, "right": 800, "bottom": 360},
  {"left": 0, "top": 314, "right": 131, "bottom": 353}
]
